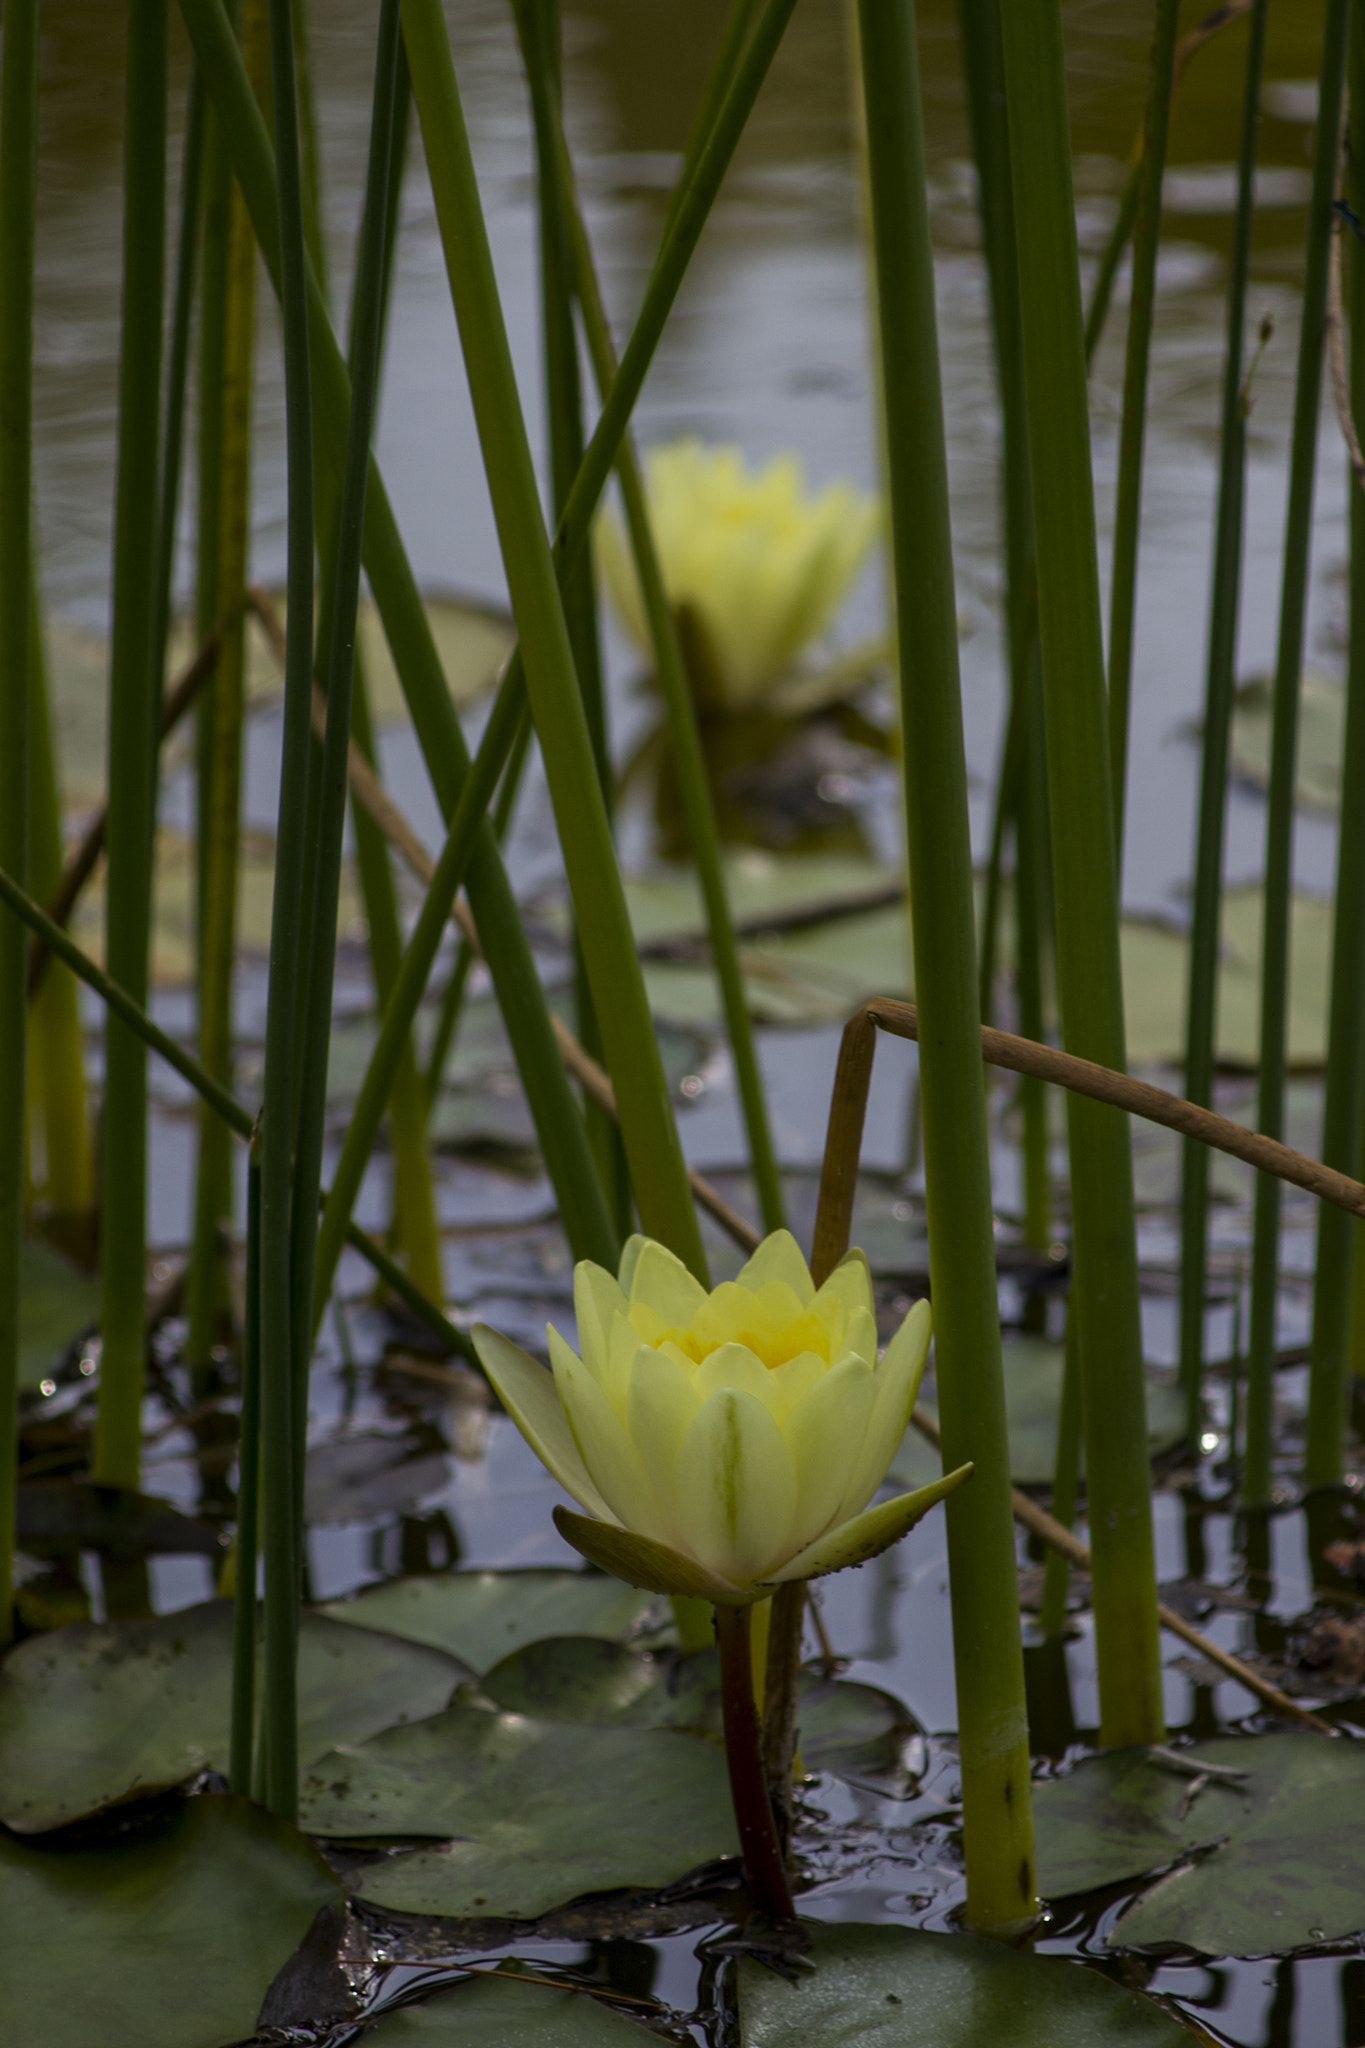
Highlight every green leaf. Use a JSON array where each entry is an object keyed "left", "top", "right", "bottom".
[
  {"left": 478, "top": 1636, "right": 922, "bottom": 1788},
  {"left": 0, "top": 1794, "right": 341, "bottom": 2048},
  {"left": 317, "top": 1568, "right": 667, "bottom": 1672},
  {"left": 358, "top": 1970, "right": 661, "bottom": 2043},
  {"left": 301, "top": 1701, "right": 737, "bottom": 1918},
  {"left": 893, "top": 1339, "right": 1184, "bottom": 1489},
  {"left": 1228, "top": 672, "right": 1343, "bottom": 813},
  {"left": 1033, "top": 1733, "right": 1365, "bottom": 1956},
  {"left": 734, "top": 1921, "right": 1193, "bottom": 2045},
  {"left": 18, "top": 1238, "right": 100, "bottom": 1393},
  {"left": 0, "top": 1600, "right": 469, "bottom": 1832},
  {"left": 15, "top": 1481, "right": 221, "bottom": 1560}
]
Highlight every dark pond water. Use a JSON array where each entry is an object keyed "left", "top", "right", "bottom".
[{"left": 21, "top": 3, "right": 1365, "bottom": 2043}]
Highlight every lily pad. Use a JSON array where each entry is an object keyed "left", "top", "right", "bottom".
[
  {"left": 0, "top": 1600, "right": 469, "bottom": 1832},
  {"left": 19, "top": 1238, "right": 100, "bottom": 1394},
  {"left": 894, "top": 1338, "right": 1184, "bottom": 1489},
  {"left": 360, "top": 1971, "right": 662, "bottom": 2043},
  {"left": 1228, "top": 672, "right": 1343, "bottom": 812},
  {"left": 1033, "top": 1733, "right": 1365, "bottom": 1956},
  {"left": 16, "top": 1481, "right": 222, "bottom": 1560},
  {"left": 301, "top": 1701, "right": 737, "bottom": 1918},
  {"left": 318, "top": 1568, "right": 666, "bottom": 1672},
  {"left": 478, "top": 1637, "right": 921, "bottom": 1787},
  {"left": 304, "top": 1433, "right": 450, "bottom": 1525},
  {"left": 734, "top": 1920, "right": 1192, "bottom": 2045},
  {"left": 0, "top": 1793, "right": 341, "bottom": 2048}
]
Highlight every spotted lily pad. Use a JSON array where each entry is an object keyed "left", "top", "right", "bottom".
[
  {"left": 18, "top": 1238, "right": 100, "bottom": 1394},
  {"left": 1033, "top": 1733, "right": 1365, "bottom": 1956},
  {"left": 301, "top": 1701, "right": 737, "bottom": 1918},
  {"left": 478, "top": 1637, "right": 922, "bottom": 1787},
  {"left": 893, "top": 1338, "right": 1184, "bottom": 1489},
  {"left": 360, "top": 1971, "right": 662, "bottom": 2043},
  {"left": 0, "top": 1600, "right": 469, "bottom": 1832},
  {"left": 734, "top": 1920, "right": 1193, "bottom": 2045},
  {"left": 318, "top": 1569, "right": 667, "bottom": 1672},
  {"left": 0, "top": 1794, "right": 341, "bottom": 2048}
]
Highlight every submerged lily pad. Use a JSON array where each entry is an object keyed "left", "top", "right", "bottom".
[
  {"left": 893, "top": 1338, "right": 1184, "bottom": 1490},
  {"left": 734, "top": 1920, "right": 1192, "bottom": 2045},
  {"left": 1033, "top": 1733, "right": 1365, "bottom": 1956},
  {"left": 0, "top": 1793, "right": 341, "bottom": 2048},
  {"left": 304, "top": 1433, "right": 450, "bottom": 1525},
  {"left": 1228, "top": 672, "right": 1343, "bottom": 812},
  {"left": 0, "top": 1601, "right": 469, "bottom": 1832},
  {"left": 318, "top": 1568, "right": 666, "bottom": 1672},
  {"left": 303, "top": 1702, "right": 737, "bottom": 1919},
  {"left": 18, "top": 1238, "right": 100, "bottom": 1394},
  {"left": 478, "top": 1637, "right": 921, "bottom": 1787},
  {"left": 16, "top": 1481, "right": 221, "bottom": 1560},
  {"left": 360, "top": 1971, "right": 661, "bottom": 2043}
]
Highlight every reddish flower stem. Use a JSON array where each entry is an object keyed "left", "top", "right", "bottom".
[{"left": 715, "top": 1601, "right": 796, "bottom": 1921}]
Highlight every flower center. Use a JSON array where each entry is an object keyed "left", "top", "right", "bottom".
[{"left": 656, "top": 1308, "right": 831, "bottom": 1373}]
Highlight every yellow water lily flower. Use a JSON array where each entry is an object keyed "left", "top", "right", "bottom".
[
  {"left": 473, "top": 1229, "right": 970, "bottom": 1605},
  {"left": 598, "top": 439, "right": 880, "bottom": 710}
]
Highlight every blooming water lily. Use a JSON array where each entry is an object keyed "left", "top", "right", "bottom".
[
  {"left": 474, "top": 1229, "right": 970, "bottom": 1605},
  {"left": 598, "top": 439, "right": 879, "bottom": 710}
]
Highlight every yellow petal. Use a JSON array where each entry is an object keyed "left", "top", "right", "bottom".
[
  {"left": 734, "top": 1228, "right": 815, "bottom": 1306},
  {"left": 617, "top": 1233, "right": 648, "bottom": 1295},
  {"left": 573, "top": 1260, "right": 628, "bottom": 1371},
  {"left": 752, "top": 1279, "right": 810, "bottom": 1329},
  {"left": 691, "top": 1340, "right": 781, "bottom": 1412},
  {"left": 781, "top": 1353, "right": 876, "bottom": 1555},
  {"left": 764, "top": 1348, "right": 828, "bottom": 1419},
  {"left": 551, "top": 1339, "right": 667, "bottom": 1542},
  {"left": 552, "top": 1505, "right": 754, "bottom": 1604},
  {"left": 625, "top": 1346, "right": 703, "bottom": 1541},
  {"left": 628, "top": 1239, "right": 709, "bottom": 1326},
  {"left": 813, "top": 1248, "right": 874, "bottom": 1330},
  {"left": 472, "top": 1325, "right": 619, "bottom": 1525},
  {"left": 674, "top": 1388, "right": 798, "bottom": 1582},
  {"left": 764, "top": 1466, "right": 973, "bottom": 1585},
  {"left": 841, "top": 1305, "right": 878, "bottom": 1367},
  {"left": 835, "top": 1299, "right": 933, "bottom": 1520}
]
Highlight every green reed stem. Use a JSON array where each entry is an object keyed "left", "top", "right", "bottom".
[
  {"left": 26, "top": 571, "right": 94, "bottom": 1254},
  {"left": 256, "top": 0, "right": 318, "bottom": 1822},
  {"left": 857, "top": 0, "right": 1035, "bottom": 1930},
  {"left": 1037, "top": 1307, "right": 1082, "bottom": 1638},
  {"left": 1083, "top": 156, "right": 1142, "bottom": 369},
  {"left": 1179, "top": 0, "right": 1268, "bottom": 1454},
  {"left": 229, "top": 1130, "right": 262, "bottom": 1796},
  {"left": 196, "top": 92, "right": 231, "bottom": 977},
  {"left": 402, "top": 0, "right": 707, "bottom": 1279},
  {"left": 523, "top": 29, "right": 787, "bottom": 1238},
  {"left": 0, "top": 0, "right": 38, "bottom": 1646},
  {"left": 1106, "top": 0, "right": 1179, "bottom": 837},
  {"left": 180, "top": 0, "right": 618, "bottom": 1279},
  {"left": 151, "top": 65, "right": 206, "bottom": 758},
  {"left": 997, "top": 0, "right": 1165, "bottom": 1748},
  {"left": 94, "top": 0, "right": 168, "bottom": 1492},
  {"left": 290, "top": 0, "right": 405, "bottom": 1464},
  {"left": 1015, "top": 665, "right": 1052, "bottom": 1262},
  {"left": 1245, "top": 0, "right": 1349, "bottom": 1501},
  {"left": 0, "top": 860, "right": 477, "bottom": 1364},
  {"left": 187, "top": 10, "right": 262, "bottom": 1383},
  {"left": 1306, "top": 8, "right": 1365, "bottom": 1486}
]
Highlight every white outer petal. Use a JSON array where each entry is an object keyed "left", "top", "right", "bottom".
[{"left": 472, "top": 1325, "right": 619, "bottom": 1525}]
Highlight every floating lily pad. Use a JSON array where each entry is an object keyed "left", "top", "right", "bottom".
[
  {"left": 318, "top": 1569, "right": 666, "bottom": 1673},
  {"left": 19, "top": 1238, "right": 100, "bottom": 1394},
  {"left": 893, "top": 1339, "right": 1184, "bottom": 1489},
  {"left": 360, "top": 1971, "right": 661, "bottom": 2043},
  {"left": 0, "top": 1793, "right": 341, "bottom": 2048},
  {"left": 734, "top": 1920, "right": 1192, "bottom": 2045},
  {"left": 304, "top": 1433, "right": 450, "bottom": 1525},
  {"left": 0, "top": 1600, "right": 469, "bottom": 1832},
  {"left": 478, "top": 1637, "right": 921, "bottom": 1787},
  {"left": 1228, "top": 672, "right": 1343, "bottom": 813},
  {"left": 1033, "top": 1733, "right": 1365, "bottom": 1956},
  {"left": 303, "top": 1702, "right": 737, "bottom": 1918},
  {"left": 16, "top": 1481, "right": 221, "bottom": 1560}
]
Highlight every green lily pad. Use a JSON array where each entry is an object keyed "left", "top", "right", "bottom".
[
  {"left": 19, "top": 1238, "right": 100, "bottom": 1394},
  {"left": 0, "top": 1793, "right": 341, "bottom": 2048},
  {"left": 1033, "top": 1733, "right": 1365, "bottom": 1956},
  {"left": 304, "top": 1434, "right": 450, "bottom": 1525},
  {"left": 318, "top": 1568, "right": 667, "bottom": 1672},
  {"left": 1228, "top": 672, "right": 1343, "bottom": 812},
  {"left": 302, "top": 1701, "right": 737, "bottom": 1918},
  {"left": 893, "top": 1338, "right": 1184, "bottom": 1489},
  {"left": 0, "top": 1600, "right": 469, "bottom": 1832},
  {"left": 478, "top": 1637, "right": 922, "bottom": 1787},
  {"left": 734, "top": 1920, "right": 1193, "bottom": 2045},
  {"left": 360, "top": 1971, "right": 661, "bottom": 2043}
]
